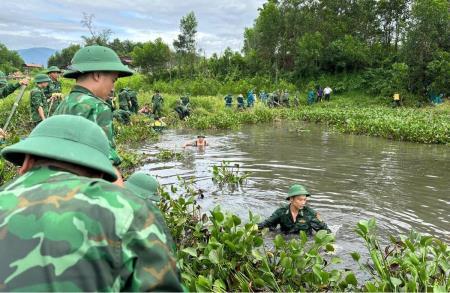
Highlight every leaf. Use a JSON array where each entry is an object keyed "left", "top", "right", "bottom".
[
  {"left": 182, "top": 247, "right": 197, "bottom": 257},
  {"left": 274, "top": 234, "right": 285, "bottom": 248},
  {"left": 195, "top": 275, "right": 212, "bottom": 292},
  {"left": 365, "top": 281, "right": 378, "bottom": 292},
  {"left": 331, "top": 256, "right": 342, "bottom": 264},
  {"left": 345, "top": 272, "right": 357, "bottom": 286},
  {"left": 253, "top": 236, "right": 263, "bottom": 247},
  {"left": 208, "top": 250, "right": 220, "bottom": 264},
  {"left": 350, "top": 252, "right": 361, "bottom": 262},
  {"left": 326, "top": 243, "right": 335, "bottom": 252},
  {"left": 280, "top": 256, "right": 292, "bottom": 269},
  {"left": 390, "top": 277, "right": 402, "bottom": 287}
]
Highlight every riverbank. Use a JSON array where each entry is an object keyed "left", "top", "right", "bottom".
[{"left": 148, "top": 91, "right": 449, "bottom": 144}]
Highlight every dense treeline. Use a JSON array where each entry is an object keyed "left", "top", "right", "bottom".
[{"left": 4, "top": 0, "right": 450, "bottom": 99}]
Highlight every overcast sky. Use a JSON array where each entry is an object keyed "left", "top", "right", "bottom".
[{"left": 1, "top": 0, "right": 265, "bottom": 55}]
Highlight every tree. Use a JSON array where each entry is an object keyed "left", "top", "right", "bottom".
[
  {"left": 81, "top": 12, "right": 113, "bottom": 46},
  {"left": 173, "top": 11, "right": 198, "bottom": 77},
  {"left": 132, "top": 38, "right": 171, "bottom": 78},
  {"left": 47, "top": 44, "right": 82, "bottom": 68},
  {"left": 0, "top": 43, "right": 24, "bottom": 73},
  {"left": 403, "top": 0, "right": 449, "bottom": 94}
]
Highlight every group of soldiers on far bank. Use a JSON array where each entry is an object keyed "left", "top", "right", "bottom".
[
  {"left": 0, "top": 45, "right": 330, "bottom": 292},
  {"left": 223, "top": 86, "right": 334, "bottom": 109}
]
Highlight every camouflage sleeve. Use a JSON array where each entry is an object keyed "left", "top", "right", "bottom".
[
  {"left": 120, "top": 200, "right": 183, "bottom": 291},
  {"left": 309, "top": 210, "right": 331, "bottom": 233},
  {"left": 258, "top": 208, "right": 283, "bottom": 230},
  {"left": 92, "top": 103, "right": 121, "bottom": 166},
  {"left": 0, "top": 82, "right": 21, "bottom": 99}
]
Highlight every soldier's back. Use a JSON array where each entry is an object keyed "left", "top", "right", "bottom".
[{"left": 0, "top": 166, "right": 182, "bottom": 292}]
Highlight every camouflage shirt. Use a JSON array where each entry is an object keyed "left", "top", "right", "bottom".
[
  {"left": 44, "top": 79, "right": 63, "bottom": 114},
  {"left": 0, "top": 82, "right": 20, "bottom": 99},
  {"left": 30, "top": 86, "right": 48, "bottom": 123},
  {"left": 0, "top": 166, "right": 183, "bottom": 292},
  {"left": 118, "top": 90, "right": 130, "bottom": 111},
  {"left": 43, "top": 79, "right": 62, "bottom": 98},
  {"left": 151, "top": 94, "right": 163, "bottom": 106},
  {"left": 54, "top": 85, "right": 121, "bottom": 166},
  {"left": 258, "top": 205, "right": 330, "bottom": 235}
]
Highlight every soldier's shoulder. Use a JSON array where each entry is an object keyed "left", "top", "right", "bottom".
[
  {"left": 30, "top": 87, "right": 42, "bottom": 94},
  {"left": 304, "top": 206, "right": 317, "bottom": 215}
]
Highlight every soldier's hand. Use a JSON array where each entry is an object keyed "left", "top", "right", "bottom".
[{"left": 19, "top": 78, "right": 30, "bottom": 86}]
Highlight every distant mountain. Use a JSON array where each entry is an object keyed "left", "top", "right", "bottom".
[{"left": 17, "top": 47, "right": 57, "bottom": 67}]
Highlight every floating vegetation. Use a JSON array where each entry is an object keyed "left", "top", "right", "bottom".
[
  {"left": 156, "top": 149, "right": 185, "bottom": 161},
  {"left": 212, "top": 161, "right": 251, "bottom": 185}
]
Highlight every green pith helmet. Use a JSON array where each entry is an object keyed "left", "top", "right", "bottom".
[
  {"left": 46, "top": 66, "right": 61, "bottom": 73},
  {"left": 197, "top": 134, "right": 205, "bottom": 138},
  {"left": 286, "top": 184, "right": 310, "bottom": 200},
  {"left": 34, "top": 74, "right": 51, "bottom": 84},
  {"left": 125, "top": 172, "right": 160, "bottom": 202},
  {"left": 63, "top": 45, "right": 133, "bottom": 79},
  {"left": 1, "top": 115, "right": 117, "bottom": 182}
]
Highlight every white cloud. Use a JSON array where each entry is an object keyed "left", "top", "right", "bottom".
[{"left": 0, "top": 0, "right": 266, "bottom": 55}]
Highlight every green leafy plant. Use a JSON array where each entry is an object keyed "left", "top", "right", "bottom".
[
  {"left": 212, "top": 161, "right": 251, "bottom": 185},
  {"left": 353, "top": 219, "right": 450, "bottom": 292},
  {"left": 156, "top": 149, "right": 185, "bottom": 161}
]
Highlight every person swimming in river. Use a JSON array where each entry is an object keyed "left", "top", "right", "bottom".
[{"left": 183, "top": 135, "right": 208, "bottom": 148}]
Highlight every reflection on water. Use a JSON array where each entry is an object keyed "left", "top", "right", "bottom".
[{"left": 138, "top": 121, "right": 449, "bottom": 269}]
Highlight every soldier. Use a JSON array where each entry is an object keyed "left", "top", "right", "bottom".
[
  {"left": 237, "top": 94, "right": 245, "bottom": 109},
  {"left": 125, "top": 172, "right": 161, "bottom": 203},
  {"left": 180, "top": 94, "right": 190, "bottom": 107},
  {"left": 224, "top": 93, "right": 233, "bottom": 108},
  {"left": 281, "top": 90, "right": 290, "bottom": 107},
  {"left": 118, "top": 87, "right": 131, "bottom": 111},
  {"left": 0, "top": 70, "right": 29, "bottom": 99},
  {"left": 247, "top": 89, "right": 255, "bottom": 107},
  {"left": 128, "top": 88, "right": 139, "bottom": 113},
  {"left": 0, "top": 115, "right": 182, "bottom": 291},
  {"left": 53, "top": 45, "right": 133, "bottom": 167},
  {"left": 174, "top": 99, "right": 190, "bottom": 120},
  {"left": 30, "top": 74, "right": 51, "bottom": 126},
  {"left": 151, "top": 90, "right": 164, "bottom": 119},
  {"left": 258, "top": 184, "right": 331, "bottom": 235},
  {"left": 44, "top": 66, "right": 63, "bottom": 115},
  {"left": 125, "top": 172, "right": 177, "bottom": 253}
]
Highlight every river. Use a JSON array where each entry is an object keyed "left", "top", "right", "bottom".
[{"left": 138, "top": 121, "right": 449, "bottom": 271}]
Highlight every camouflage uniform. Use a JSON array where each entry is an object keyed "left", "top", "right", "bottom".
[
  {"left": 0, "top": 82, "right": 21, "bottom": 99},
  {"left": 29, "top": 86, "right": 48, "bottom": 125},
  {"left": 54, "top": 85, "right": 121, "bottom": 166},
  {"left": 258, "top": 205, "right": 330, "bottom": 235},
  {"left": 128, "top": 89, "right": 139, "bottom": 113},
  {"left": 0, "top": 114, "right": 182, "bottom": 291},
  {"left": 44, "top": 79, "right": 63, "bottom": 114},
  {"left": 151, "top": 93, "right": 163, "bottom": 118},
  {"left": 118, "top": 88, "right": 131, "bottom": 111}
]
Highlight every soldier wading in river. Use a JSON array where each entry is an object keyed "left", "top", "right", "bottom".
[{"left": 258, "top": 184, "right": 331, "bottom": 235}]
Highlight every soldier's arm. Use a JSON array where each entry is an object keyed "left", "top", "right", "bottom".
[
  {"left": 0, "top": 82, "right": 21, "bottom": 99},
  {"left": 258, "top": 208, "right": 282, "bottom": 230},
  {"left": 310, "top": 210, "right": 331, "bottom": 233},
  {"left": 121, "top": 201, "right": 183, "bottom": 291}
]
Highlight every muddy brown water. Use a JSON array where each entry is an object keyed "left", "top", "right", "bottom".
[{"left": 138, "top": 121, "right": 449, "bottom": 273}]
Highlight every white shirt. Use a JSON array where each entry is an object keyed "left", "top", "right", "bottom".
[{"left": 324, "top": 87, "right": 332, "bottom": 95}]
